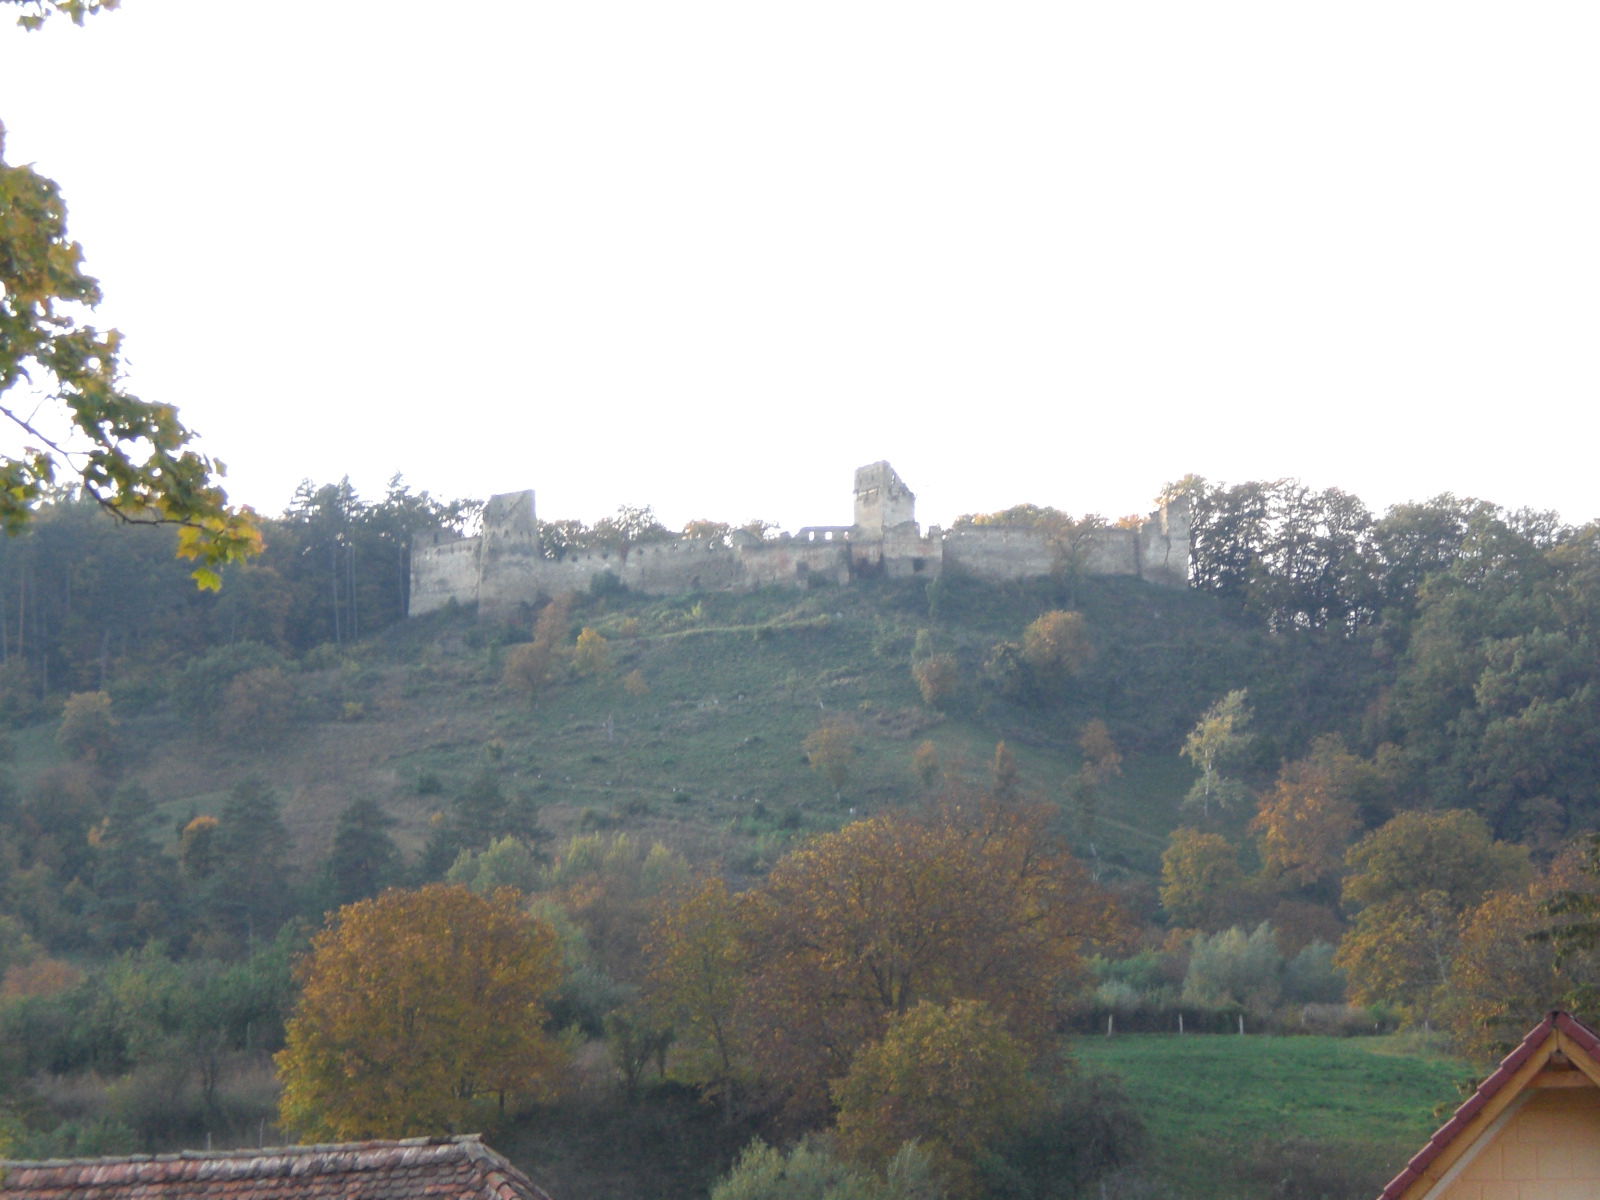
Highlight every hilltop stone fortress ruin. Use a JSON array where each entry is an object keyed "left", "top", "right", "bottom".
[{"left": 408, "top": 462, "right": 1191, "bottom": 620}]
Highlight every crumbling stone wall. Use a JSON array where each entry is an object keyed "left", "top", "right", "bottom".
[{"left": 408, "top": 462, "right": 1189, "bottom": 617}]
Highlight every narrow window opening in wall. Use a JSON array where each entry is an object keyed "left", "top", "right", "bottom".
[{"left": 911, "top": 558, "right": 925, "bottom": 573}]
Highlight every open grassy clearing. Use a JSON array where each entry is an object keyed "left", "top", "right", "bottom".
[{"left": 1074, "top": 1032, "right": 1469, "bottom": 1199}]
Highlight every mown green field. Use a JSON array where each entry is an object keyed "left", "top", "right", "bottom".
[{"left": 1074, "top": 1033, "right": 1470, "bottom": 1199}]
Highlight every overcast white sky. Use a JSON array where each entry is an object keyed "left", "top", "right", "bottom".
[{"left": 2, "top": 2, "right": 1597, "bottom": 533}]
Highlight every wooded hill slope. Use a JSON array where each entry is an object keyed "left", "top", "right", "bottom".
[{"left": 2, "top": 476, "right": 1599, "bottom": 1195}]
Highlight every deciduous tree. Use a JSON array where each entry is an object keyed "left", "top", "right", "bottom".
[
  {"left": 804, "top": 719, "right": 856, "bottom": 802},
  {"left": 276, "top": 884, "right": 565, "bottom": 1138},
  {"left": 738, "top": 801, "right": 1119, "bottom": 1118},
  {"left": 1019, "top": 610, "right": 1093, "bottom": 689},
  {"left": 833, "top": 998, "right": 1043, "bottom": 1199},
  {"left": 1249, "top": 742, "right": 1361, "bottom": 891},
  {"left": 1, "top": 6, "right": 259, "bottom": 586},
  {"left": 1180, "top": 689, "right": 1253, "bottom": 818},
  {"left": 56, "top": 690, "right": 117, "bottom": 767},
  {"left": 911, "top": 653, "right": 961, "bottom": 709},
  {"left": 573, "top": 627, "right": 612, "bottom": 677},
  {"left": 645, "top": 876, "right": 752, "bottom": 1117},
  {"left": 1159, "top": 829, "right": 1245, "bottom": 931},
  {"left": 1074, "top": 720, "right": 1122, "bottom": 841},
  {"left": 1335, "top": 810, "right": 1530, "bottom": 1021}
]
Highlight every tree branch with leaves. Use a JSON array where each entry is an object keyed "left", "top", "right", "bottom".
[{"left": 1, "top": 2, "right": 260, "bottom": 587}]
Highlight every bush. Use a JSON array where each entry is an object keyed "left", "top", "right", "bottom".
[
  {"left": 57, "top": 692, "right": 119, "bottom": 768},
  {"left": 979, "top": 1070, "right": 1148, "bottom": 1200},
  {"left": 1283, "top": 940, "right": 1346, "bottom": 1005},
  {"left": 712, "top": 1138, "right": 945, "bottom": 1200},
  {"left": 1182, "top": 924, "right": 1284, "bottom": 1018},
  {"left": 911, "top": 654, "right": 962, "bottom": 709},
  {"left": 220, "top": 668, "right": 300, "bottom": 748},
  {"left": 173, "top": 642, "right": 290, "bottom": 728}
]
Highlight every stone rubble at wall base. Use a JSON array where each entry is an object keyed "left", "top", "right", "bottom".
[{"left": 409, "top": 461, "right": 1191, "bottom": 621}]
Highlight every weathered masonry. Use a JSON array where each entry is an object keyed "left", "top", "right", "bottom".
[{"left": 409, "top": 462, "right": 1190, "bottom": 620}]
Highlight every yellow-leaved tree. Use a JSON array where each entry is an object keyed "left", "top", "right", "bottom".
[
  {"left": 833, "top": 998, "right": 1044, "bottom": 1198},
  {"left": 3, "top": 2, "right": 260, "bottom": 587},
  {"left": 1334, "top": 809, "right": 1530, "bottom": 1022},
  {"left": 276, "top": 884, "right": 566, "bottom": 1138}
]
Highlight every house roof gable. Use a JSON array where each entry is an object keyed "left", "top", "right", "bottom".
[
  {"left": 0, "top": 1136, "right": 553, "bottom": 1200},
  {"left": 1377, "top": 1010, "right": 1600, "bottom": 1200}
]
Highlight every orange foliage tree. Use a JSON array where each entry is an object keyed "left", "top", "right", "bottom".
[
  {"left": 1249, "top": 754, "right": 1360, "bottom": 890},
  {"left": 276, "top": 884, "right": 566, "bottom": 1138},
  {"left": 735, "top": 800, "right": 1119, "bottom": 1118}
]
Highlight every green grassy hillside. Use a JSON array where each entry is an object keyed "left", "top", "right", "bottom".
[{"left": 46, "top": 569, "right": 1376, "bottom": 885}]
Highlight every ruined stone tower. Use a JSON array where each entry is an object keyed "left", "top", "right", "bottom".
[{"left": 853, "top": 461, "right": 917, "bottom": 533}]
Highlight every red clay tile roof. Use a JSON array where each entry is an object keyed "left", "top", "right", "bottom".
[
  {"left": 0, "top": 1136, "right": 553, "bottom": 1200},
  {"left": 1375, "top": 1010, "right": 1600, "bottom": 1200}
]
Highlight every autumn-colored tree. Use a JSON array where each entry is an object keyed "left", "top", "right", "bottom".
[
  {"left": 912, "top": 740, "right": 941, "bottom": 791},
  {"left": 1342, "top": 809, "right": 1529, "bottom": 912},
  {"left": 276, "top": 884, "right": 566, "bottom": 1139},
  {"left": 0, "top": 12, "right": 260, "bottom": 585},
  {"left": 219, "top": 666, "right": 298, "bottom": 748},
  {"left": 1249, "top": 749, "right": 1360, "bottom": 891},
  {"left": 622, "top": 668, "right": 649, "bottom": 697},
  {"left": 1040, "top": 513, "right": 1111, "bottom": 602},
  {"left": 803, "top": 719, "right": 856, "bottom": 802},
  {"left": 1334, "top": 889, "right": 1460, "bottom": 1020},
  {"left": 503, "top": 593, "right": 575, "bottom": 702},
  {"left": 1078, "top": 720, "right": 1122, "bottom": 786},
  {"left": 911, "top": 652, "right": 961, "bottom": 709},
  {"left": 177, "top": 814, "right": 219, "bottom": 882},
  {"left": 1159, "top": 829, "right": 1246, "bottom": 931},
  {"left": 591, "top": 505, "right": 671, "bottom": 558},
  {"left": 1443, "top": 888, "right": 1560, "bottom": 1061},
  {"left": 1074, "top": 720, "right": 1122, "bottom": 841},
  {"left": 1444, "top": 844, "right": 1600, "bottom": 1060},
  {"left": 645, "top": 876, "right": 752, "bottom": 1116},
  {"left": 573, "top": 627, "right": 612, "bottom": 677},
  {"left": 1180, "top": 689, "right": 1253, "bottom": 818},
  {"left": 737, "top": 800, "right": 1119, "bottom": 1118},
  {"left": 56, "top": 690, "right": 117, "bottom": 767},
  {"left": 833, "top": 999, "right": 1044, "bottom": 1198},
  {"left": 503, "top": 640, "right": 555, "bottom": 699},
  {"left": 1019, "top": 610, "right": 1093, "bottom": 689},
  {"left": 1335, "top": 809, "right": 1530, "bottom": 1021},
  {"left": 1, "top": 955, "right": 81, "bottom": 1000}
]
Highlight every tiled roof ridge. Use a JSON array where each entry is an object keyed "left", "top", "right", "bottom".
[
  {"left": 1375, "top": 1009, "right": 1600, "bottom": 1200},
  {"left": 0, "top": 1136, "right": 516, "bottom": 1188}
]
